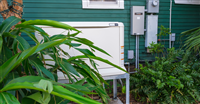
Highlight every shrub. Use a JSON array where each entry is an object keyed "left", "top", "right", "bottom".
[{"left": 130, "top": 48, "right": 200, "bottom": 103}]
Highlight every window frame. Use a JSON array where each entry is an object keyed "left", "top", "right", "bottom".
[
  {"left": 174, "top": 0, "right": 200, "bottom": 5},
  {"left": 82, "top": 0, "right": 124, "bottom": 9}
]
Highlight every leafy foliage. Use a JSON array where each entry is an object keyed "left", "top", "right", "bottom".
[
  {"left": 181, "top": 27, "right": 200, "bottom": 52},
  {"left": 157, "top": 25, "right": 171, "bottom": 37},
  {"left": 147, "top": 42, "right": 164, "bottom": 57},
  {"left": 130, "top": 48, "right": 200, "bottom": 103},
  {"left": 0, "top": 16, "right": 126, "bottom": 104}
]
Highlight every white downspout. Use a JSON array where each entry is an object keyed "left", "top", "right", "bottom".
[{"left": 169, "top": 0, "right": 172, "bottom": 48}]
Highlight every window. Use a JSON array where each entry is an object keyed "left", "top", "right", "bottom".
[
  {"left": 82, "top": 0, "right": 124, "bottom": 9},
  {"left": 174, "top": 0, "right": 200, "bottom": 5}
]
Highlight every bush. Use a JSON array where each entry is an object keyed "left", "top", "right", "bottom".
[{"left": 130, "top": 48, "right": 200, "bottom": 103}]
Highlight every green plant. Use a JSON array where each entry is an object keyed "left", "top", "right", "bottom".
[
  {"left": 157, "top": 25, "right": 171, "bottom": 46},
  {"left": 147, "top": 42, "right": 164, "bottom": 57},
  {"left": 147, "top": 25, "right": 171, "bottom": 58},
  {"left": 130, "top": 48, "right": 200, "bottom": 103},
  {"left": 0, "top": 16, "right": 126, "bottom": 104},
  {"left": 181, "top": 27, "right": 200, "bottom": 52},
  {"left": 157, "top": 25, "right": 171, "bottom": 37}
]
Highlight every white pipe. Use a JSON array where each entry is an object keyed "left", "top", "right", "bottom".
[{"left": 169, "top": 0, "right": 172, "bottom": 48}]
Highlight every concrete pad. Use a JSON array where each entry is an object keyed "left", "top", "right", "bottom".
[{"left": 108, "top": 98, "right": 123, "bottom": 104}]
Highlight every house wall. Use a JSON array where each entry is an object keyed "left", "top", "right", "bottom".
[{"left": 1, "top": 0, "right": 200, "bottom": 63}]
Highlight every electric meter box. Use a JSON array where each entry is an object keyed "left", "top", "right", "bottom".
[
  {"left": 146, "top": 0, "right": 159, "bottom": 13},
  {"left": 131, "top": 6, "right": 145, "bottom": 35}
]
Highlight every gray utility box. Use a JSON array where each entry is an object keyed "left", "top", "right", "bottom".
[
  {"left": 171, "top": 33, "right": 176, "bottom": 41},
  {"left": 131, "top": 6, "right": 145, "bottom": 35},
  {"left": 146, "top": 0, "right": 159, "bottom": 13},
  {"left": 145, "top": 15, "right": 158, "bottom": 47}
]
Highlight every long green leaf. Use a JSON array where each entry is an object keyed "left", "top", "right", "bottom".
[
  {"left": 1, "top": 76, "right": 101, "bottom": 104},
  {"left": 57, "top": 58, "right": 80, "bottom": 77},
  {"left": 0, "top": 92, "right": 20, "bottom": 104},
  {"left": 0, "top": 43, "right": 12, "bottom": 65},
  {"left": 19, "top": 20, "right": 79, "bottom": 32},
  {"left": 20, "top": 29, "right": 39, "bottom": 44},
  {"left": 73, "top": 38, "right": 111, "bottom": 57},
  {"left": 0, "top": 16, "right": 21, "bottom": 35},
  {"left": 15, "top": 35, "right": 31, "bottom": 51},
  {"left": 0, "top": 54, "right": 19, "bottom": 83},
  {"left": 68, "top": 55, "right": 127, "bottom": 73},
  {"left": 0, "top": 38, "right": 67, "bottom": 82},
  {"left": 0, "top": 44, "right": 38, "bottom": 82},
  {"left": 0, "top": 36, "right": 3, "bottom": 54},
  {"left": 75, "top": 48, "right": 96, "bottom": 56},
  {"left": 29, "top": 59, "right": 55, "bottom": 81},
  {"left": 52, "top": 85, "right": 101, "bottom": 104},
  {"left": 27, "top": 92, "right": 50, "bottom": 104},
  {"left": 34, "top": 38, "right": 67, "bottom": 54}
]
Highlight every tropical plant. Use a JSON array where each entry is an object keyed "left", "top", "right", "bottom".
[
  {"left": 181, "top": 27, "right": 200, "bottom": 52},
  {"left": 0, "top": 16, "right": 126, "bottom": 104},
  {"left": 130, "top": 48, "right": 200, "bottom": 103}
]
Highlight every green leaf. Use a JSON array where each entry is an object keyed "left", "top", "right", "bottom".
[
  {"left": 0, "top": 92, "right": 20, "bottom": 104},
  {"left": 122, "top": 86, "right": 126, "bottom": 94},
  {"left": 27, "top": 92, "right": 50, "bottom": 104},
  {"left": 20, "top": 29, "right": 39, "bottom": 44},
  {"left": 0, "top": 16, "right": 21, "bottom": 35},
  {"left": 15, "top": 35, "right": 31, "bottom": 51},
  {"left": 75, "top": 78, "right": 87, "bottom": 85},
  {"left": 156, "top": 80, "right": 165, "bottom": 89},
  {"left": 73, "top": 38, "right": 111, "bottom": 57},
  {"left": 0, "top": 54, "right": 19, "bottom": 83},
  {"left": 50, "top": 34, "right": 67, "bottom": 41},
  {"left": 2, "top": 32, "right": 17, "bottom": 38},
  {"left": 33, "top": 79, "right": 53, "bottom": 93},
  {"left": 29, "top": 59, "right": 55, "bottom": 81},
  {"left": 0, "top": 45, "right": 12, "bottom": 65},
  {"left": 19, "top": 19, "right": 79, "bottom": 32},
  {"left": 52, "top": 85, "right": 101, "bottom": 104},
  {"left": 15, "top": 24, "right": 50, "bottom": 42},
  {"left": 27, "top": 92, "right": 43, "bottom": 104},
  {"left": 34, "top": 38, "right": 67, "bottom": 54},
  {"left": 0, "top": 36, "right": 3, "bottom": 54},
  {"left": 68, "top": 43, "right": 82, "bottom": 47},
  {"left": 21, "top": 97, "right": 38, "bottom": 104},
  {"left": 75, "top": 48, "right": 95, "bottom": 56},
  {"left": 1, "top": 76, "right": 101, "bottom": 104},
  {"left": 57, "top": 58, "right": 80, "bottom": 77},
  {"left": 74, "top": 62, "right": 101, "bottom": 85},
  {"left": 68, "top": 55, "right": 127, "bottom": 73},
  {"left": 22, "top": 59, "right": 35, "bottom": 75}
]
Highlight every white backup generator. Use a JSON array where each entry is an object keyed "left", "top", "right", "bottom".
[
  {"left": 35, "top": 22, "right": 126, "bottom": 79},
  {"left": 35, "top": 22, "right": 129, "bottom": 103}
]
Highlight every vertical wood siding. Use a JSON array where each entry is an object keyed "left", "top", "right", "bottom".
[{"left": 1, "top": 0, "right": 199, "bottom": 62}]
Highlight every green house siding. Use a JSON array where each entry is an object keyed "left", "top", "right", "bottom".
[{"left": 2, "top": 0, "right": 200, "bottom": 63}]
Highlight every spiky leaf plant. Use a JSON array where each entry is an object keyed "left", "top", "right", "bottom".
[{"left": 0, "top": 16, "right": 127, "bottom": 104}]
